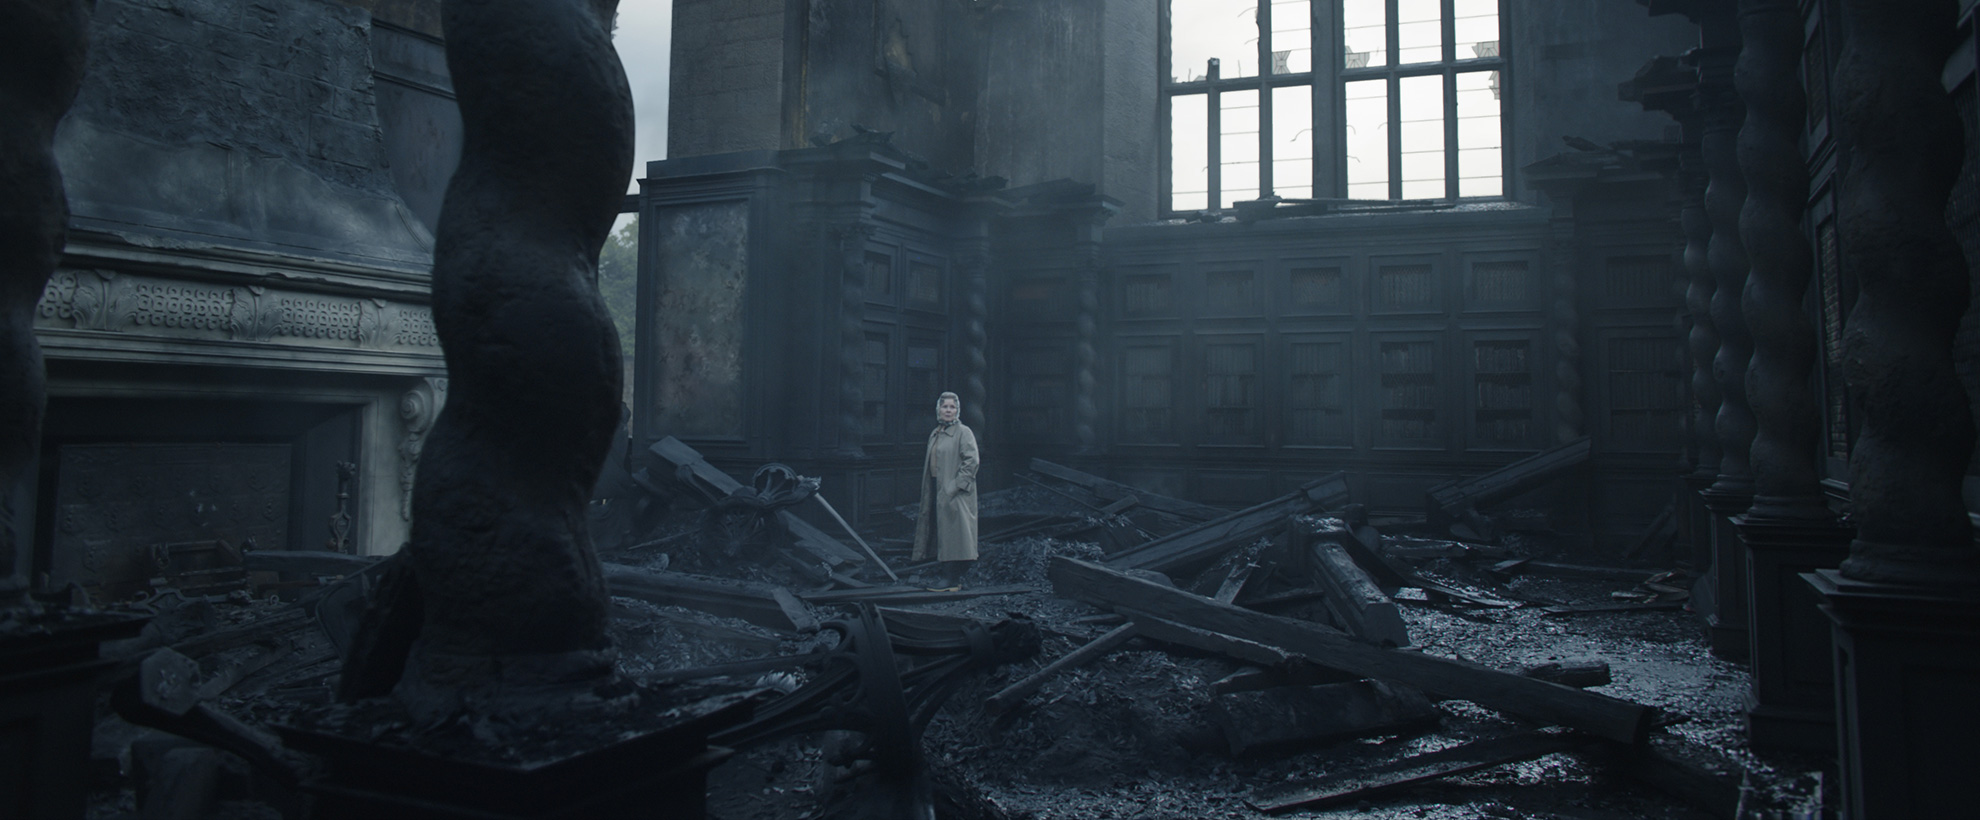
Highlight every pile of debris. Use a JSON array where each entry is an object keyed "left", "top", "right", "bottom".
[{"left": 68, "top": 436, "right": 1823, "bottom": 819}]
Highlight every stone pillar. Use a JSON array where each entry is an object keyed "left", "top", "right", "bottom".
[
  {"left": 1072, "top": 257, "right": 1100, "bottom": 454},
  {"left": 957, "top": 210, "right": 993, "bottom": 434},
  {"left": 0, "top": 0, "right": 93, "bottom": 600},
  {"left": 1622, "top": 53, "right": 1714, "bottom": 571},
  {"left": 398, "top": 0, "right": 635, "bottom": 719},
  {"left": 835, "top": 222, "right": 876, "bottom": 459},
  {"left": 1807, "top": 0, "right": 1980, "bottom": 815},
  {"left": 1691, "top": 21, "right": 1758, "bottom": 661},
  {"left": 1729, "top": 0, "right": 1852, "bottom": 752}
]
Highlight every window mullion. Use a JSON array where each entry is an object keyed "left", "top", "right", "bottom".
[
  {"left": 1258, "top": 0, "right": 1273, "bottom": 199},
  {"left": 1209, "top": 59, "right": 1222, "bottom": 210},
  {"left": 1385, "top": 0, "right": 1401, "bottom": 200},
  {"left": 1159, "top": 0, "right": 1173, "bottom": 213},
  {"left": 1443, "top": 0, "right": 1459, "bottom": 199}
]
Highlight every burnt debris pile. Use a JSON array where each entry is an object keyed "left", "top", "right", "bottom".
[{"left": 62, "top": 442, "right": 1834, "bottom": 818}]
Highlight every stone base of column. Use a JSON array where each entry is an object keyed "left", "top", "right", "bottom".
[
  {"left": 1699, "top": 487, "right": 1753, "bottom": 662},
  {"left": 1734, "top": 515, "right": 1851, "bottom": 752},
  {"left": 1805, "top": 569, "right": 1980, "bottom": 820},
  {"left": 1681, "top": 471, "right": 1718, "bottom": 573}
]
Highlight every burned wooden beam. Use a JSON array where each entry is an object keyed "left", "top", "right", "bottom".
[
  {"left": 1028, "top": 459, "right": 1229, "bottom": 521},
  {"left": 1209, "top": 662, "right": 1357, "bottom": 695},
  {"left": 1106, "top": 473, "right": 1349, "bottom": 575},
  {"left": 797, "top": 584, "right": 1031, "bottom": 606},
  {"left": 1518, "top": 658, "right": 1613, "bottom": 688},
  {"left": 1051, "top": 557, "right": 1655, "bottom": 744},
  {"left": 1248, "top": 731, "right": 1602, "bottom": 813},
  {"left": 1211, "top": 679, "right": 1438, "bottom": 757},
  {"left": 1288, "top": 519, "right": 1410, "bottom": 647},
  {"left": 648, "top": 437, "right": 867, "bottom": 569},
  {"left": 985, "top": 622, "right": 1139, "bottom": 712},
  {"left": 601, "top": 562, "right": 816, "bottom": 633},
  {"left": 241, "top": 550, "right": 380, "bottom": 577},
  {"left": 1425, "top": 435, "right": 1593, "bottom": 519}
]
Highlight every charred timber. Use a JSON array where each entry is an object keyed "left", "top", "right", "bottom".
[
  {"left": 1107, "top": 473, "right": 1348, "bottom": 574},
  {"left": 1051, "top": 557, "right": 1655, "bottom": 744},
  {"left": 1425, "top": 437, "right": 1592, "bottom": 519}
]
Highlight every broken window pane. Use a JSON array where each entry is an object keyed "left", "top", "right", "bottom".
[
  {"left": 1269, "top": 0, "right": 1311, "bottom": 74},
  {"left": 1342, "top": 0, "right": 1386, "bottom": 68},
  {"left": 1171, "top": 0, "right": 1256, "bottom": 81},
  {"left": 1171, "top": 93, "right": 1210, "bottom": 212},
  {"left": 1454, "top": 0, "right": 1499, "bottom": 61}
]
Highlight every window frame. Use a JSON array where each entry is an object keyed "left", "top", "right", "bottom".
[{"left": 1158, "top": 0, "right": 1509, "bottom": 215}]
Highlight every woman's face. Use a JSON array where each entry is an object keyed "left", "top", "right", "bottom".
[{"left": 938, "top": 397, "right": 959, "bottom": 422}]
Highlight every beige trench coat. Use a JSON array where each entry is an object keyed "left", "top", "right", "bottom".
[{"left": 912, "top": 422, "right": 979, "bottom": 562}]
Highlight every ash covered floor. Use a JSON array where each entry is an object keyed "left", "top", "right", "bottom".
[{"left": 76, "top": 471, "right": 1831, "bottom": 820}]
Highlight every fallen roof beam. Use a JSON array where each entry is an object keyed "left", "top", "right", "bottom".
[
  {"left": 1425, "top": 435, "right": 1592, "bottom": 519},
  {"left": 1290, "top": 519, "right": 1411, "bottom": 647},
  {"left": 985, "top": 622, "right": 1140, "bottom": 712},
  {"left": 1050, "top": 556, "right": 1654, "bottom": 744},
  {"left": 1248, "top": 731, "right": 1602, "bottom": 813},
  {"left": 1105, "top": 473, "right": 1349, "bottom": 575},
  {"left": 1028, "top": 459, "right": 1229, "bottom": 521},
  {"left": 603, "top": 562, "right": 816, "bottom": 633},
  {"left": 648, "top": 436, "right": 866, "bottom": 568},
  {"left": 797, "top": 584, "right": 1031, "bottom": 606}
]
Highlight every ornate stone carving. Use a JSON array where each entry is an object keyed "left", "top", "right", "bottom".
[
  {"left": 393, "top": 0, "right": 635, "bottom": 715},
  {"left": 1835, "top": 0, "right": 1975, "bottom": 584},
  {"left": 35, "top": 269, "right": 443, "bottom": 350},
  {"left": 1736, "top": 0, "right": 1827, "bottom": 521},
  {"left": 228, "top": 285, "right": 284, "bottom": 341},
  {"left": 394, "top": 307, "right": 439, "bottom": 347},
  {"left": 2, "top": 0, "right": 94, "bottom": 592},
  {"left": 38, "top": 269, "right": 130, "bottom": 332},
  {"left": 397, "top": 376, "right": 447, "bottom": 522},
  {"left": 836, "top": 222, "right": 875, "bottom": 458}
]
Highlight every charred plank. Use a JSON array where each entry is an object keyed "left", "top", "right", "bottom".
[{"left": 1051, "top": 557, "right": 1655, "bottom": 744}]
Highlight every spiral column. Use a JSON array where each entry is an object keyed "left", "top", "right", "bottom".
[
  {"left": 1730, "top": 0, "right": 1851, "bottom": 752},
  {"left": 958, "top": 227, "right": 991, "bottom": 433},
  {"left": 398, "top": 0, "right": 636, "bottom": 717},
  {"left": 0, "top": 0, "right": 92, "bottom": 598}
]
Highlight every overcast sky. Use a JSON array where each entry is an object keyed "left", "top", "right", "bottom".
[{"left": 617, "top": 0, "right": 673, "bottom": 193}]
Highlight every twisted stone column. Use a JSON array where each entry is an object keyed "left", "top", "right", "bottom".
[
  {"left": 1073, "top": 259, "right": 1100, "bottom": 453},
  {"left": 1834, "top": 0, "right": 1975, "bottom": 585},
  {"left": 1683, "top": 163, "right": 1722, "bottom": 477},
  {"left": 1700, "top": 47, "right": 1756, "bottom": 500},
  {"left": 959, "top": 239, "right": 990, "bottom": 433},
  {"left": 1551, "top": 217, "right": 1583, "bottom": 445},
  {"left": 1736, "top": 0, "right": 1826, "bottom": 521},
  {"left": 0, "top": 0, "right": 92, "bottom": 597},
  {"left": 836, "top": 223, "right": 875, "bottom": 458},
  {"left": 400, "top": 0, "right": 635, "bottom": 714}
]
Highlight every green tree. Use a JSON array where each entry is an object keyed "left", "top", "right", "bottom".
[{"left": 598, "top": 217, "right": 639, "bottom": 404}]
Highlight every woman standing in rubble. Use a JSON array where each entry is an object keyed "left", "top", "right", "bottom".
[{"left": 914, "top": 391, "right": 979, "bottom": 591}]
